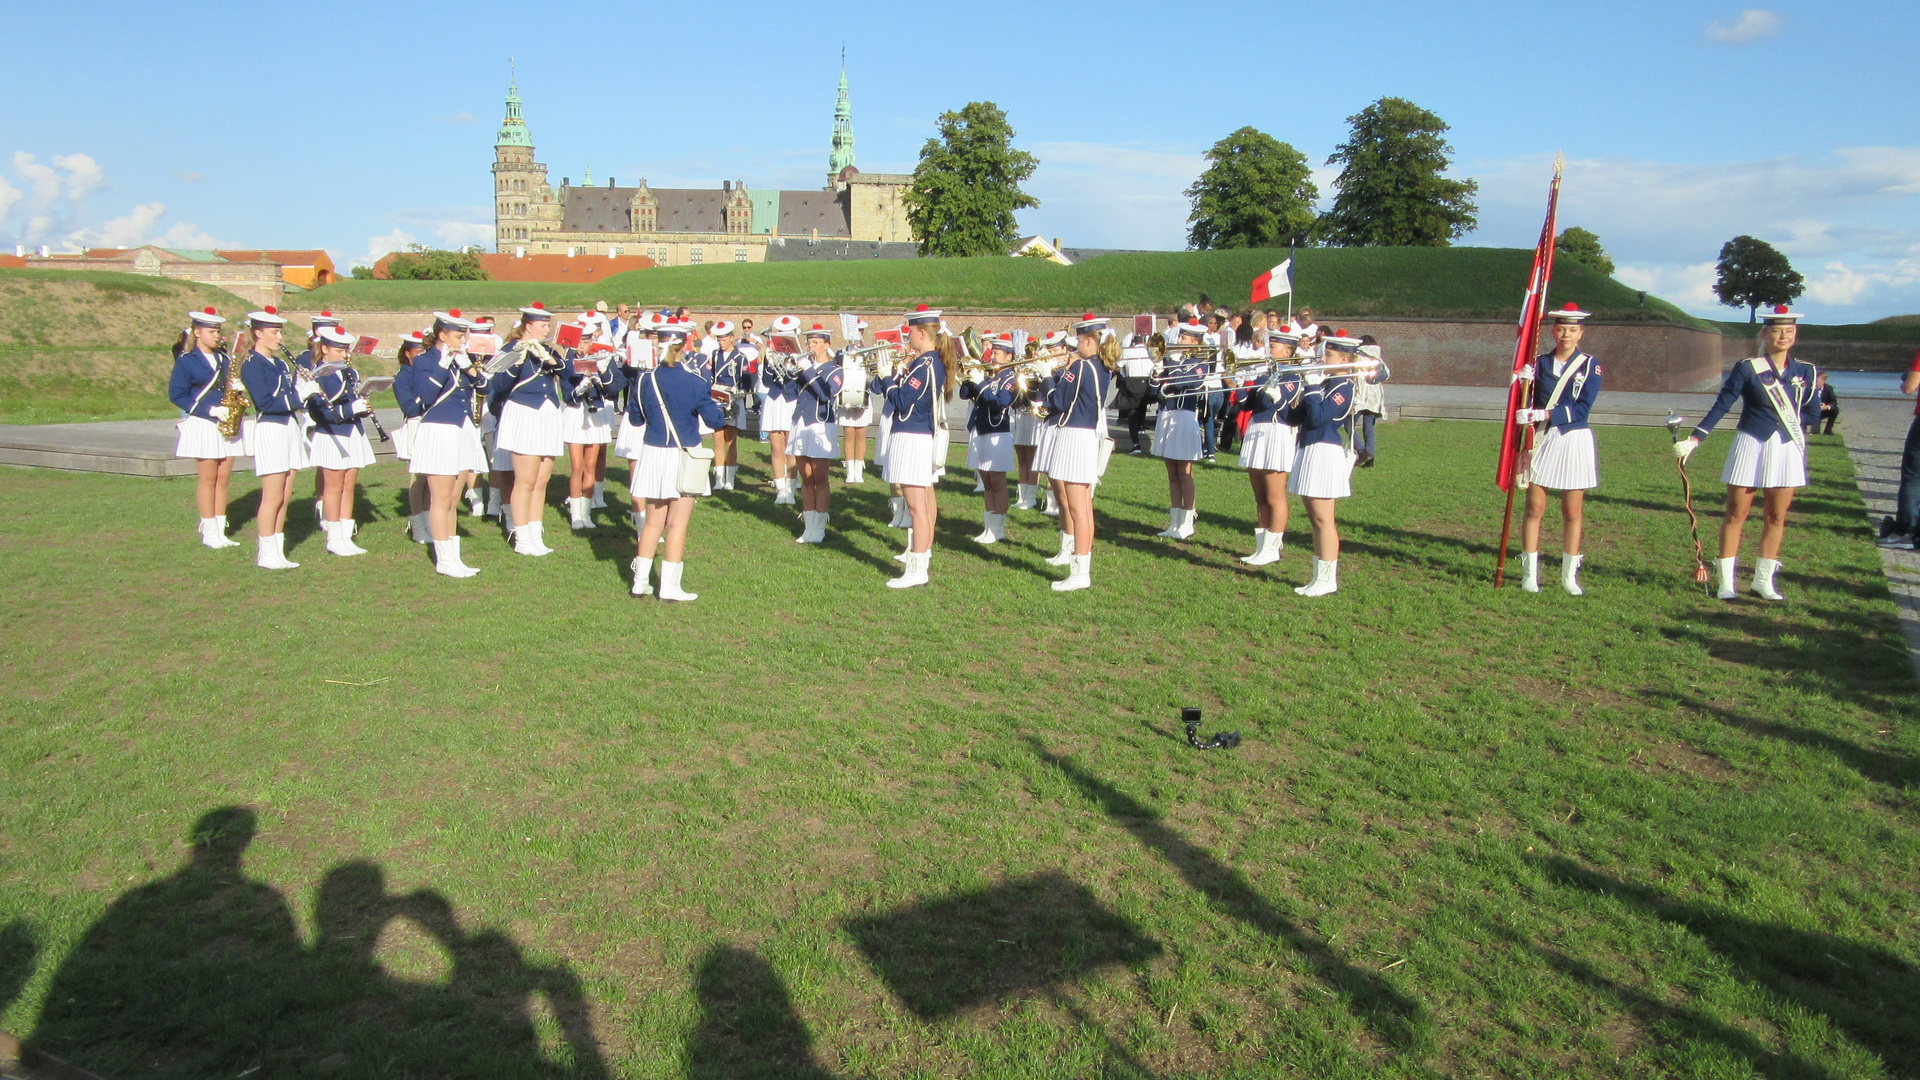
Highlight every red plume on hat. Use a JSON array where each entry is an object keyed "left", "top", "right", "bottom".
[
  {"left": 533, "top": 302, "right": 545, "bottom": 310},
  {"left": 203, "top": 307, "right": 215, "bottom": 315},
  {"left": 1338, "top": 328, "right": 1349, "bottom": 336},
  {"left": 1083, "top": 313, "right": 1095, "bottom": 320},
  {"left": 449, "top": 309, "right": 462, "bottom": 318},
  {"left": 812, "top": 324, "right": 824, "bottom": 330},
  {"left": 264, "top": 306, "right": 277, "bottom": 315},
  {"left": 916, "top": 304, "right": 929, "bottom": 312},
  {"left": 1563, "top": 302, "right": 1579, "bottom": 312},
  {"left": 1775, "top": 304, "right": 1790, "bottom": 314},
  {"left": 320, "top": 310, "right": 332, "bottom": 317}
]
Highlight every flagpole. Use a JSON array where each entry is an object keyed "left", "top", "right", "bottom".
[
  {"left": 1286, "top": 240, "right": 1295, "bottom": 325},
  {"left": 1493, "top": 156, "right": 1564, "bottom": 587}
]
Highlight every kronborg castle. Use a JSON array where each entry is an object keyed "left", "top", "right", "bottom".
[{"left": 490, "top": 68, "right": 911, "bottom": 266}]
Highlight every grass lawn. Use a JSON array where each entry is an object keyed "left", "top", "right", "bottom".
[
  {"left": 0, "top": 422, "right": 1915, "bottom": 1079},
  {"left": 304, "top": 248, "right": 1701, "bottom": 327}
]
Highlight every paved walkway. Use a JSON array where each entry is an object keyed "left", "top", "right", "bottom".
[{"left": 1834, "top": 396, "right": 1920, "bottom": 682}]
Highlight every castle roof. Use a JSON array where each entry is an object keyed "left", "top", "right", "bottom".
[{"left": 558, "top": 185, "right": 852, "bottom": 237}]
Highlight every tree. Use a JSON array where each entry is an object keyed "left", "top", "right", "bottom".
[
  {"left": 1555, "top": 227, "right": 1615, "bottom": 277},
  {"left": 903, "top": 102, "right": 1039, "bottom": 258},
  {"left": 1319, "top": 97, "right": 1478, "bottom": 247},
  {"left": 1714, "top": 235, "right": 1804, "bottom": 321},
  {"left": 1184, "top": 127, "right": 1318, "bottom": 250},
  {"left": 350, "top": 265, "right": 375, "bottom": 280},
  {"left": 383, "top": 246, "right": 489, "bottom": 281}
]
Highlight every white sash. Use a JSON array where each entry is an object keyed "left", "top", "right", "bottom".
[{"left": 1748, "top": 357, "right": 1808, "bottom": 457}]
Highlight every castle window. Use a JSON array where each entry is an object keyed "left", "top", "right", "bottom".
[
  {"left": 690, "top": 247, "right": 704, "bottom": 265},
  {"left": 734, "top": 248, "right": 748, "bottom": 263}
]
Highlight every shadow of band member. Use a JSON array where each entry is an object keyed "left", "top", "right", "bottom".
[
  {"left": 687, "top": 945, "right": 837, "bottom": 1080},
  {"left": 29, "top": 807, "right": 306, "bottom": 1079},
  {"left": 1024, "top": 738, "right": 1434, "bottom": 1054},
  {"left": 1535, "top": 856, "right": 1920, "bottom": 1075}
]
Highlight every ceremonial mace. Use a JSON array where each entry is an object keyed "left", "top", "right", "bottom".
[
  {"left": 1665, "top": 414, "right": 1711, "bottom": 592},
  {"left": 1182, "top": 706, "right": 1240, "bottom": 750}
]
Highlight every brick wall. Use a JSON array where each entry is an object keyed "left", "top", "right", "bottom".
[{"left": 1718, "top": 333, "right": 1920, "bottom": 372}]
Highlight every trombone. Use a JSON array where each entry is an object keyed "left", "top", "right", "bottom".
[{"left": 1265, "top": 356, "right": 1392, "bottom": 384}]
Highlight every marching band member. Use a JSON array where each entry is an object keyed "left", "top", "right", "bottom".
[
  {"left": 708, "top": 320, "right": 750, "bottom": 490},
  {"left": 406, "top": 310, "right": 488, "bottom": 577},
  {"left": 838, "top": 319, "right": 872, "bottom": 483},
  {"left": 762, "top": 316, "right": 802, "bottom": 505},
  {"left": 960, "top": 335, "right": 1020, "bottom": 544},
  {"left": 627, "top": 322, "right": 726, "bottom": 601},
  {"left": 878, "top": 305, "right": 955, "bottom": 588},
  {"left": 1675, "top": 304, "right": 1817, "bottom": 601},
  {"left": 393, "top": 332, "right": 433, "bottom": 545},
  {"left": 1015, "top": 331, "right": 1067, "bottom": 512},
  {"left": 1153, "top": 320, "right": 1210, "bottom": 539},
  {"left": 237, "top": 307, "right": 304, "bottom": 569},
  {"left": 874, "top": 327, "right": 909, "bottom": 526},
  {"left": 613, "top": 315, "right": 659, "bottom": 533},
  {"left": 1041, "top": 315, "right": 1117, "bottom": 592},
  {"left": 168, "top": 307, "right": 245, "bottom": 548},
  {"left": 460, "top": 316, "right": 497, "bottom": 517},
  {"left": 298, "top": 311, "right": 342, "bottom": 526},
  {"left": 1517, "top": 304, "right": 1602, "bottom": 595},
  {"left": 561, "top": 340, "right": 616, "bottom": 531},
  {"left": 791, "top": 325, "right": 845, "bottom": 543},
  {"left": 495, "top": 303, "right": 568, "bottom": 556},
  {"left": 304, "top": 325, "right": 377, "bottom": 557},
  {"left": 1288, "top": 329, "right": 1364, "bottom": 597},
  {"left": 1117, "top": 330, "right": 1157, "bottom": 456},
  {"left": 1236, "top": 327, "right": 1305, "bottom": 566}
]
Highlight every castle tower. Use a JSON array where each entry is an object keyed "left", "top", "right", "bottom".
[
  {"left": 828, "top": 57, "right": 856, "bottom": 188},
  {"left": 492, "top": 75, "right": 561, "bottom": 252}
]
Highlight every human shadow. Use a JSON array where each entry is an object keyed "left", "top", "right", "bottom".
[
  {"left": 1644, "top": 690, "right": 1917, "bottom": 795},
  {"left": 1655, "top": 606, "right": 1917, "bottom": 716},
  {"left": 0, "top": 918, "right": 34, "bottom": 1016},
  {"left": 1025, "top": 740, "right": 1433, "bottom": 1054},
  {"left": 29, "top": 807, "right": 607, "bottom": 1080},
  {"left": 685, "top": 945, "right": 838, "bottom": 1080},
  {"left": 223, "top": 486, "right": 263, "bottom": 536},
  {"left": 1533, "top": 856, "right": 1920, "bottom": 1075}
]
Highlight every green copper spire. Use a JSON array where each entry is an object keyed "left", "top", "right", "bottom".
[
  {"left": 582, "top": 166, "right": 593, "bottom": 187},
  {"left": 496, "top": 74, "right": 533, "bottom": 149},
  {"left": 828, "top": 52, "right": 856, "bottom": 182}
]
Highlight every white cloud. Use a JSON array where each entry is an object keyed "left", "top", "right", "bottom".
[
  {"left": 51, "top": 153, "right": 103, "bottom": 201},
  {"left": 1018, "top": 141, "right": 1205, "bottom": 250},
  {"left": 70, "top": 201, "right": 165, "bottom": 248},
  {"left": 0, "top": 175, "right": 20, "bottom": 223},
  {"left": 358, "top": 227, "right": 416, "bottom": 268},
  {"left": 160, "top": 221, "right": 228, "bottom": 249},
  {"left": 175, "top": 171, "right": 209, "bottom": 182},
  {"left": 1703, "top": 9, "right": 1784, "bottom": 45},
  {"left": 439, "top": 112, "right": 478, "bottom": 124},
  {"left": 1803, "top": 259, "right": 1920, "bottom": 306},
  {"left": 13, "top": 152, "right": 63, "bottom": 207},
  {"left": 432, "top": 219, "right": 494, "bottom": 248},
  {"left": 1614, "top": 261, "right": 1720, "bottom": 310}
]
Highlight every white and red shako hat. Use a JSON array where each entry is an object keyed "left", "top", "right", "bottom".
[
  {"left": 904, "top": 304, "right": 943, "bottom": 327},
  {"left": 431, "top": 309, "right": 472, "bottom": 331},
  {"left": 990, "top": 334, "right": 1016, "bottom": 354},
  {"left": 1073, "top": 312, "right": 1108, "bottom": 335},
  {"left": 1546, "top": 302, "right": 1590, "bottom": 323},
  {"left": 187, "top": 306, "right": 226, "bottom": 327},
  {"left": 314, "top": 325, "right": 355, "bottom": 348},
  {"left": 804, "top": 323, "right": 832, "bottom": 340},
  {"left": 246, "top": 305, "right": 286, "bottom": 327},
  {"left": 1323, "top": 328, "right": 1363, "bottom": 353},
  {"left": 1759, "top": 303, "right": 1803, "bottom": 323},
  {"left": 519, "top": 302, "right": 551, "bottom": 320},
  {"left": 310, "top": 310, "right": 341, "bottom": 328}
]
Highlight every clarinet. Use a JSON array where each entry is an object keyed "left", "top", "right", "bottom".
[{"left": 346, "top": 365, "right": 391, "bottom": 443}]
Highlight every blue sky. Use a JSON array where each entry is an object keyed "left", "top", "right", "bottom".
[{"left": 5, "top": 0, "right": 1917, "bottom": 322}]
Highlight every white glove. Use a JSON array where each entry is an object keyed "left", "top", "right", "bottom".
[
  {"left": 209, "top": 405, "right": 230, "bottom": 421},
  {"left": 1512, "top": 367, "right": 1535, "bottom": 384},
  {"left": 1674, "top": 437, "right": 1699, "bottom": 462},
  {"left": 352, "top": 398, "right": 372, "bottom": 416},
  {"left": 295, "top": 379, "right": 320, "bottom": 399}
]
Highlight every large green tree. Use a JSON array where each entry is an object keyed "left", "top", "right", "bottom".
[
  {"left": 1319, "top": 97, "right": 1478, "bottom": 247},
  {"left": 1713, "top": 235, "right": 1805, "bottom": 321},
  {"left": 383, "top": 245, "right": 489, "bottom": 281},
  {"left": 1184, "top": 127, "right": 1318, "bottom": 250},
  {"left": 904, "top": 102, "right": 1039, "bottom": 258},
  {"left": 1555, "top": 226, "right": 1615, "bottom": 277}
]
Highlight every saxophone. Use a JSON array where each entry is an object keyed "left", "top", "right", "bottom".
[{"left": 215, "top": 345, "right": 248, "bottom": 439}]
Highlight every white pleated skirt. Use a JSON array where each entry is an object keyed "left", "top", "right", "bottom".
[
  {"left": 932, "top": 425, "right": 952, "bottom": 479},
  {"left": 884, "top": 431, "right": 936, "bottom": 486},
  {"left": 791, "top": 420, "right": 840, "bottom": 459},
  {"left": 390, "top": 416, "right": 420, "bottom": 461},
  {"left": 497, "top": 400, "right": 564, "bottom": 457},
  {"left": 1531, "top": 427, "right": 1599, "bottom": 490},
  {"left": 1289, "top": 442, "right": 1353, "bottom": 499},
  {"left": 1154, "top": 409, "right": 1203, "bottom": 462},
  {"left": 1010, "top": 410, "right": 1041, "bottom": 447},
  {"left": 763, "top": 395, "right": 797, "bottom": 434},
  {"left": 410, "top": 419, "right": 488, "bottom": 476},
  {"left": 838, "top": 402, "right": 871, "bottom": 428},
  {"left": 309, "top": 427, "right": 376, "bottom": 470},
  {"left": 560, "top": 402, "right": 617, "bottom": 444},
  {"left": 250, "top": 418, "right": 309, "bottom": 475},
  {"left": 1722, "top": 430, "right": 1807, "bottom": 489},
  {"left": 175, "top": 415, "right": 245, "bottom": 460},
  {"left": 1238, "top": 420, "right": 1298, "bottom": 472},
  {"left": 632, "top": 443, "right": 708, "bottom": 500},
  {"left": 968, "top": 431, "right": 1015, "bottom": 473},
  {"left": 1047, "top": 427, "right": 1103, "bottom": 485},
  {"left": 1033, "top": 422, "right": 1058, "bottom": 474},
  {"left": 873, "top": 406, "right": 894, "bottom": 465},
  {"left": 614, "top": 415, "right": 649, "bottom": 460}
]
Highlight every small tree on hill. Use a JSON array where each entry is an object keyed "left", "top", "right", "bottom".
[
  {"left": 1555, "top": 227, "right": 1615, "bottom": 276},
  {"left": 384, "top": 246, "right": 489, "bottom": 281},
  {"left": 1319, "top": 97, "right": 1478, "bottom": 247},
  {"left": 904, "top": 101, "right": 1039, "bottom": 258},
  {"left": 1184, "top": 127, "right": 1319, "bottom": 250},
  {"left": 1713, "top": 235, "right": 1804, "bottom": 321}
]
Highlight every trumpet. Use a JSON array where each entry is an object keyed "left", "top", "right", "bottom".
[
  {"left": 1267, "top": 356, "right": 1392, "bottom": 384},
  {"left": 960, "top": 356, "right": 1027, "bottom": 383}
]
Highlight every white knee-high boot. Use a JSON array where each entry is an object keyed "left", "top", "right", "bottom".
[
  {"left": 659, "top": 560, "right": 698, "bottom": 601},
  {"left": 1051, "top": 552, "right": 1091, "bottom": 592},
  {"left": 1752, "top": 557, "right": 1784, "bottom": 601},
  {"left": 1294, "top": 558, "right": 1339, "bottom": 597},
  {"left": 1716, "top": 556, "right": 1738, "bottom": 600},
  {"left": 1245, "top": 530, "right": 1283, "bottom": 567},
  {"left": 1521, "top": 551, "right": 1541, "bottom": 593},
  {"left": 630, "top": 556, "right": 654, "bottom": 596},
  {"left": 434, "top": 537, "right": 479, "bottom": 578},
  {"left": 1045, "top": 531, "right": 1074, "bottom": 567},
  {"left": 1562, "top": 553, "right": 1585, "bottom": 596}
]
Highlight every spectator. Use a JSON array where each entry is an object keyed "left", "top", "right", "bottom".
[
  {"left": 1878, "top": 356, "right": 1920, "bottom": 548},
  {"left": 1818, "top": 372, "right": 1839, "bottom": 435}
]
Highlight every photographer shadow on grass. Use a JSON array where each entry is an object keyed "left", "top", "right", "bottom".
[{"left": 28, "top": 806, "right": 606, "bottom": 1080}]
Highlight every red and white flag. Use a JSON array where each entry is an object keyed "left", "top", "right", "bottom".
[
  {"left": 1495, "top": 162, "right": 1563, "bottom": 492},
  {"left": 1250, "top": 259, "right": 1292, "bottom": 304}
]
